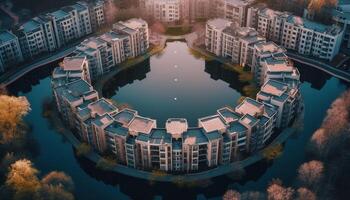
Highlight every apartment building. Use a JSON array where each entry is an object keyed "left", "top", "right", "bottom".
[
  {"left": 205, "top": 18, "right": 233, "bottom": 56},
  {"left": 246, "top": 3, "right": 267, "bottom": 29},
  {"left": 332, "top": 1, "right": 350, "bottom": 48},
  {"left": 216, "top": 0, "right": 256, "bottom": 27},
  {"left": 52, "top": 78, "right": 99, "bottom": 128},
  {"left": 206, "top": 18, "right": 266, "bottom": 67},
  {"left": 140, "top": 0, "right": 181, "bottom": 23},
  {"left": 16, "top": 20, "right": 49, "bottom": 59},
  {"left": 74, "top": 18, "right": 148, "bottom": 81},
  {"left": 235, "top": 98, "right": 277, "bottom": 151},
  {"left": 257, "top": 79, "right": 300, "bottom": 129},
  {"left": 260, "top": 54, "right": 300, "bottom": 87},
  {"left": 9, "top": 1, "right": 105, "bottom": 63},
  {"left": 81, "top": 0, "right": 106, "bottom": 31},
  {"left": 250, "top": 7, "right": 343, "bottom": 61},
  {"left": 189, "top": 0, "right": 211, "bottom": 21},
  {"left": 0, "top": 31, "right": 23, "bottom": 72},
  {"left": 251, "top": 41, "right": 300, "bottom": 87},
  {"left": 75, "top": 36, "right": 115, "bottom": 80},
  {"left": 282, "top": 16, "right": 343, "bottom": 61},
  {"left": 52, "top": 56, "right": 91, "bottom": 84},
  {"left": 140, "top": 0, "right": 213, "bottom": 23},
  {"left": 113, "top": 18, "right": 150, "bottom": 57},
  {"left": 76, "top": 98, "right": 118, "bottom": 151},
  {"left": 256, "top": 8, "right": 290, "bottom": 43},
  {"left": 222, "top": 26, "right": 265, "bottom": 67}
]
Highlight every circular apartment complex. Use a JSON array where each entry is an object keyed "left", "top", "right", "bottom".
[{"left": 51, "top": 19, "right": 301, "bottom": 175}]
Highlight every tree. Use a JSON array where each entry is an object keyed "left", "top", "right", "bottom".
[
  {"left": 36, "top": 185, "right": 74, "bottom": 200},
  {"left": 75, "top": 143, "right": 92, "bottom": 157},
  {"left": 150, "top": 21, "right": 166, "bottom": 34},
  {"left": 96, "top": 157, "right": 117, "bottom": 171},
  {"left": 295, "top": 188, "right": 316, "bottom": 200},
  {"left": 267, "top": 179, "right": 294, "bottom": 200},
  {"left": 41, "top": 171, "right": 74, "bottom": 192},
  {"left": 0, "top": 95, "right": 30, "bottom": 143},
  {"left": 104, "top": 0, "right": 118, "bottom": 24},
  {"left": 308, "top": 0, "right": 337, "bottom": 13},
  {"left": 5, "top": 159, "right": 41, "bottom": 199},
  {"left": 223, "top": 189, "right": 241, "bottom": 200},
  {"left": 298, "top": 160, "right": 324, "bottom": 188},
  {"left": 321, "top": 90, "right": 350, "bottom": 134}
]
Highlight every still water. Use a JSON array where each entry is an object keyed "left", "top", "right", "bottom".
[
  {"left": 8, "top": 41, "right": 348, "bottom": 200},
  {"left": 103, "top": 41, "right": 245, "bottom": 126}
]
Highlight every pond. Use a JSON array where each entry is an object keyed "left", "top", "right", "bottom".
[
  {"left": 8, "top": 41, "right": 349, "bottom": 200},
  {"left": 103, "top": 41, "right": 245, "bottom": 126}
]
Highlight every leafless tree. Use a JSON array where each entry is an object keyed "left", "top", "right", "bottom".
[
  {"left": 223, "top": 189, "right": 241, "bottom": 200},
  {"left": 295, "top": 187, "right": 316, "bottom": 200},
  {"left": 267, "top": 179, "right": 294, "bottom": 200}
]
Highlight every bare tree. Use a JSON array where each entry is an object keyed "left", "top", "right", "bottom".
[
  {"left": 0, "top": 95, "right": 30, "bottom": 144},
  {"left": 150, "top": 21, "right": 166, "bottom": 34},
  {"left": 267, "top": 179, "right": 294, "bottom": 200},
  {"left": 5, "top": 159, "right": 41, "bottom": 199},
  {"left": 41, "top": 171, "right": 74, "bottom": 192},
  {"left": 298, "top": 160, "right": 324, "bottom": 189},
  {"left": 104, "top": 0, "right": 118, "bottom": 24},
  {"left": 295, "top": 187, "right": 316, "bottom": 200},
  {"left": 36, "top": 184, "right": 74, "bottom": 200},
  {"left": 223, "top": 189, "right": 241, "bottom": 200}
]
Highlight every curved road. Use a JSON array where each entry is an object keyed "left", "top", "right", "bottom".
[{"left": 287, "top": 52, "right": 350, "bottom": 83}]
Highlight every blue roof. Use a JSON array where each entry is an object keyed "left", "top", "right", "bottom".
[
  {"left": 183, "top": 128, "right": 208, "bottom": 144},
  {"left": 228, "top": 121, "right": 248, "bottom": 133},
  {"left": 206, "top": 130, "right": 222, "bottom": 141},
  {"left": 0, "top": 31, "right": 17, "bottom": 44},
  {"left": 105, "top": 121, "right": 129, "bottom": 137}
]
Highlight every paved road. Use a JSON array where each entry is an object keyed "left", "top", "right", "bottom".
[
  {"left": 0, "top": 34, "right": 96, "bottom": 86},
  {"left": 287, "top": 52, "right": 350, "bottom": 83},
  {"left": 0, "top": 47, "right": 76, "bottom": 86}
]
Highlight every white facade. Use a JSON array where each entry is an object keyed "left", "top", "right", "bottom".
[
  {"left": 221, "top": 26, "right": 265, "bottom": 66},
  {"left": 251, "top": 7, "right": 344, "bottom": 61},
  {"left": 80, "top": 0, "right": 105, "bottom": 31},
  {"left": 205, "top": 18, "right": 232, "bottom": 56},
  {"left": 141, "top": 0, "right": 181, "bottom": 23},
  {"left": 257, "top": 79, "right": 300, "bottom": 129},
  {"left": 75, "top": 36, "right": 114, "bottom": 80},
  {"left": 48, "top": 3, "right": 92, "bottom": 48},
  {"left": 217, "top": 0, "right": 255, "bottom": 27},
  {"left": 74, "top": 18, "right": 149, "bottom": 80}
]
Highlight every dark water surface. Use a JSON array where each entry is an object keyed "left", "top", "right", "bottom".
[
  {"left": 8, "top": 41, "right": 348, "bottom": 200},
  {"left": 103, "top": 41, "right": 245, "bottom": 126}
]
